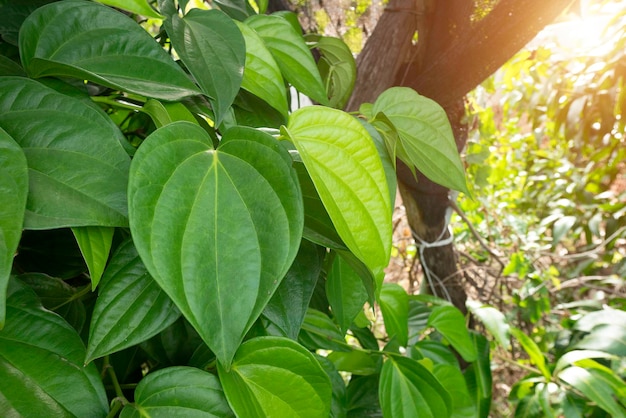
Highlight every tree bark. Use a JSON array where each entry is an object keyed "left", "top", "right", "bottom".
[{"left": 346, "top": 0, "right": 573, "bottom": 312}]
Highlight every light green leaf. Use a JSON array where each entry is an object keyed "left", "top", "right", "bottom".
[
  {"left": 85, "top": 239, "right": 180, "bottom": 363},
  {"left": 360, "top": 120, "right": 397, "bottom": 205},
  {"left": 0, "top": 278, "right": 108, "bottom": 417},
  {"left": 96, "top": 0, "right": 163, "bottom": 18},
  {"left": 327, "top": 350, "right": 378, "bottom": 375},
  {"left": 427, "top": 305, "right": 477, "bottom": 362},
  {"left": 285, "top": 106, "right": 392, "bottom": 290},
  {"left": 0, "top": 129, "right": 27, "bottom": 328},
  {"left": 554, "top": 350, "right": 618, "bottom": 374},
  {"left": 371, "top": 87, "right": 469, "bottom": 194},
  {"left": 379, "top": 356, "right": 452, "bottom": 418},
  {"left": 120, "top": 366, "right": 234, "bottom": 418},
  {"left": 558, "top": 366, "right": 626, "bottom": 418},
  {"left": 326, "top": 253, "right": 368, "bottom": 333},
  {"left": 166, "top": 9, "right": 245, "bottom": 125},
  {"left": 236, "top": 21, "right": 288, "bottom": 117},
  {"left": 218, "top": 336, "right": 332, "bottom": 418},
  {"left": 466, "top": 299, "right": 510, "bottom": 349},
  {"left": 510, "top": 327, "right": 551, "bottom": 379},
  {"left": 0, "top": 77, "right": 130, "bottom": 229},
  {"left": 306, "top": 34, "right": 356, "bottom": 109},
  {"left": 20, "top": 1, "right": 200, "bottom": 101},
  {"left": 552, "top": 215, "right": 577, "bottom": 245},
  {"left": 142, "top": 99, "right": 199, "bottom": 128},
  {"left": 379, "top": 283, "right": 409, "bottom": 347},
  {"left": 128, "top": 122, "right": 303, "bottom": 366},
  {"left": 246, "top": 14, "right": 328, "bottom": 105},
  {"left": 71, "top": 226, "right": 114, "bottom": 289},
  {"left": 574, "top": 324, "right": 626, "bottom": 356}
]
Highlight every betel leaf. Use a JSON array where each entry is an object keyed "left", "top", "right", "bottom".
[
  {"left": 85, "top": 239, "right": 180, "bottom": 363},
  {"left": 326, "top": 254, "right": 368, "bottom": 333},
  {"left": 0, "top": 55, "right": 25, "bottom": 76},
  {"left": 263, "top": 240, "right": 325, "bottom": 340},
  {"left": 120, "top": 366, "right": 235, "bottom": 418},
  {"left": 510, "top": 327, "right": 551, "bottom": 380},
  {"left": 0, "top": 129, "right": 27, "bottom": 328},
  {"left": 558, "top": 366, "right": 626, "bottom": 418},
  {"left": 464, "top": 332, "right": 492, "bottom": 418},
  {"left": 218, "top": 336, "right": 332, "bottom": 418},
  {"left": 299, "top": 308, "right": 352, "bottom": 352},
  {"left": 19, "top": 0, "right": 200, "bottom": 101},
  {"left": 284, "top": 106, "right": 392, "bottom": 290},
  {"left": 0, "top": 278, "right": 107, "bottom": 417},
  {"left": 0, "top": 77, "right": 130, "bottom": 229},
  {"left": 95, "top": 0, "right": 163, "bottom": 19},
  {"left": 306, "top": 34, "right": 356, "bottom": 109},
  {"left": 128, "top": 122, "right": 303, "bottom": 366},
  {"left": 71, "top": 226, "right": 114, "bottom": 289},
  {"left": 246, "top": 14, "right": 328, "bottom": 105},
  {"left": 166, "top": 9, "right": 245, "bottom": 125},
  {"left": 427, "top": 305, "right": 477, "bottom": 362},
  {"left": 433, "top": 364, "right": 475, "bottom": 418},
  {"left": 379, "top": 283, "right": 409, "bottom": 347},
  {"left": 236, "top": 21, "right": 288, "bottom": 117},
  {"left": 213, "top": 0, "right": 255, "bottom": 21},
  {"left": 466, "top": 299, "right": 511, "bottom": 350},
  {"left": 142, "top": 99, "right": 199, "bottom": 128},
  {"left": 379, "top": 356, "right": 452, "bottom": 418},
  {"left": 371, "top": 87, "right": 469, "bottom": 195}
]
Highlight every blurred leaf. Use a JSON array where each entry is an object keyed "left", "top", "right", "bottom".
[
  {"left": 433, "top": 364, "right": 475, "bottom": 418},
  {"left": 558, "top": 366, "right": 626, "bottom": 418},
  {"left": 552, "top": 215, "right": 577, "bottom": 245},
  {"left": 574, "top": 324, "right": 626, "bottom": 356},
  {"left": 466, "top": 300, "right": 511, "bottom": 349},
  {"left": 510, "top": 327, "right": 551, "bottom": 379}
]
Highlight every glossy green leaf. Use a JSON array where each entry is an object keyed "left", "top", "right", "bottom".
[
  {"left": 558, "top": 366, "right": 626, "bottom": 418},
  {"left": 0, "top": 278, "right": 108, "bottom": 417},
  {"left": 142, "top": 99, "right": 199, "bottom": 128},
  {"left": 433, "top": 364, "right": 475, "bottom": 418},
  {"left": 166, "top": 9, "right": 245, "bottom": 125},
  {"left": 466, "top": 299, "right": 511, "bottom": 349},
  {"left": 129, "top": 122, "right": 302, "bottom": 366},
  {"left": 0, "top": 129, "right": 27, "bottom": 328},
  {"left": 327, "top": 350, "right": 378, "bottom": 375},
  {"left": 347, "top": 374, "right": 381, "bottom": 417},
  {"left": 96, "top": 0, "right": 162, "bottom": 18},
  {"left": 427, "top": 305, "right": 477, "bottom": 362},
  {"left": 285, "top": 106, "right": 392, "bottom": 289},
  {"left": 306, "top": 34, "right": 356, "bottom": 109},
  {"left": 326, "top": 254, "right": 368, "bottom": 333},
  {"left": 218, "top": 336, "right": 332, "bottom": 418},
  {"left": 236, "top": 21, "right": 288, "bottom": 117},
  {"left": 371, "top": 87, "right": 469, "bottom": 194},
  {"left": 120, "top": 366, "right": 235, "bottom": 418},
  {"left": 246, "top": 15, "right": 327, "bottom": 105},
  {"left": 299, "top": 309, "right": 352, "bottom": 352},
  {"left": 411, "top": 341, "right": 458, "bottom": 366},
  {"left": 20, "top": 1, "right": 200, "bottom": 100},
  {"left": 379, "top": 283, "right": 409, "bottom": 347},
  {"left": 263, "top": 240, "right": 325, "bottom": 340},
  {"left": 71, "top": 226, "right": 114, "bottom": 289},
  {"left": 85, "top": 239, "right": 180, "bottom": 363},
  {"left": 379, "top": 356, "right": 452, "bottom": 418},
  {"left": 0, "top": 77, "right": 130, "bottom": 228},
  {"left": 213, "top": 0, "right": 255, "bottom": 21},
  {"left": 510, "top": 327, "right": 551, "bottom": 379}
]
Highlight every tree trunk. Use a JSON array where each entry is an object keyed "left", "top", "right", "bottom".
[{"left": 346, "top": 0, "right": 573, "bottom": 312}]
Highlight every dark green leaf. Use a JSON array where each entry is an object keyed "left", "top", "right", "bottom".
[
  {"left": 128, "top": 122, "right": 303, "bottom": 366},
  {"left": 218, "top": 336, "right": 332, "bottom": 418},
  {"left": 411, "top": 341, "right": 458, "bottom": 366},
  {"left": 346, "top": 374, "right": 381, "bottom": 418},
  {"left": 433, "top": 364, "right": 475, "bottom": 418},
  {"left": 327, "top": 254, "right": 368, "bottom": 333},
  {"left": 0, "top": 278, "right": 108, "bottom": 417},
  {"left": 327, "top": 350, "right": 378, "bottom": 375},
  {"left": 20, "top": 1, "right": 200, "bottom": 100},
  {"left": 166, "top": 9, "right": 245, "bottom": 125},
  {"left": 371, "top": 87, "right": 469, "bottom": 194},
  {"left": 263, "top": 240, "right": 325, "bottom": 340},
  {"left": 0, "top": 55, "right": 25, "bottom": 76},
  {"left": 427, "top": 305, "right": 477, "bottom": 362},
  {"left": 0, "top": 128, "right": 27, "bottom": 328},
  {"left": 86, "top": 239, "right": 180, "bottom": 363},
  {"left": 299, "top": 309, "right": 352, "bottom": 352},
  {"left": 379, "top": 356, "right": 452, "bottom": 418},
  {"left": 71, "top": 226, "right": 114, "bottom": 289},
  {"left": 0, "top": 77, "right": 130, "bottom": 228},
  {"left": 213, "top": 0, "right": 255, "bottom": 21},
  {"left": 316, "top": 355, "right": 348, "bottom": 418},
  {"left": 246, "top": 14, "right": 327, "bottom": 105},
  {"left": 379, "top": 284, "right": 409, "bottom": 347},
  {"left": 120, "top": 366, "right": 235, "bottom": 418},
  {"left": 464, "top": 332, "right": 492, "bottom": 418}
]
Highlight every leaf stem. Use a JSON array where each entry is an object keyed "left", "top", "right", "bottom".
[
  {"left": 494, "top": 352, "right": 544, "bottom": 376},
  {"left": 103, "top": 356, "right": 128, "bottom": 404}
]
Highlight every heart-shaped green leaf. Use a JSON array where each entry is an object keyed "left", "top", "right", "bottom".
[
  {"left": 0, "top": 77, "right": 130, "bottom": 229},
  {"left": 86, "top": 239, "right": 180, "bottom": 363},
  {"left": 371, "top": 87, "right": 469, "bottom": 194},
  {"left": 120, "top": 366, "right": 235, "bottom": 418},
  {"left": 284, "top": 106, "right": 392, "bottom": 289},
  {"left": 166, "top": 9, "right": 245, "bottom": 125},
  {"left": 129, "top": 122, "right": 303, "bottom": 366},
  {"left": 0, "top": 278, "right": 108, "bottom": 417},
  {"left": 20, "top": 1, "right": 200, "bottom": 101},
  {"left": 218, "top": 336, "right": 332, "bottom": 417},
  {"left": 427, "top": 305, "right": 477, "bottom": 362},
  {"left": 379, "top": 356, "right": 451, "bottom": 418},
  {"left": 71, "top": 226, "right": 114, "bottom": 289},
  {"left": 0, "top": 129, "right": 27, "bottom": 328},
  {"left": 236, "top": 21, "right": 288, "bottom": 117},
  {"left": 246, "top": 14, "right": 328, "bottom": 105}
]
